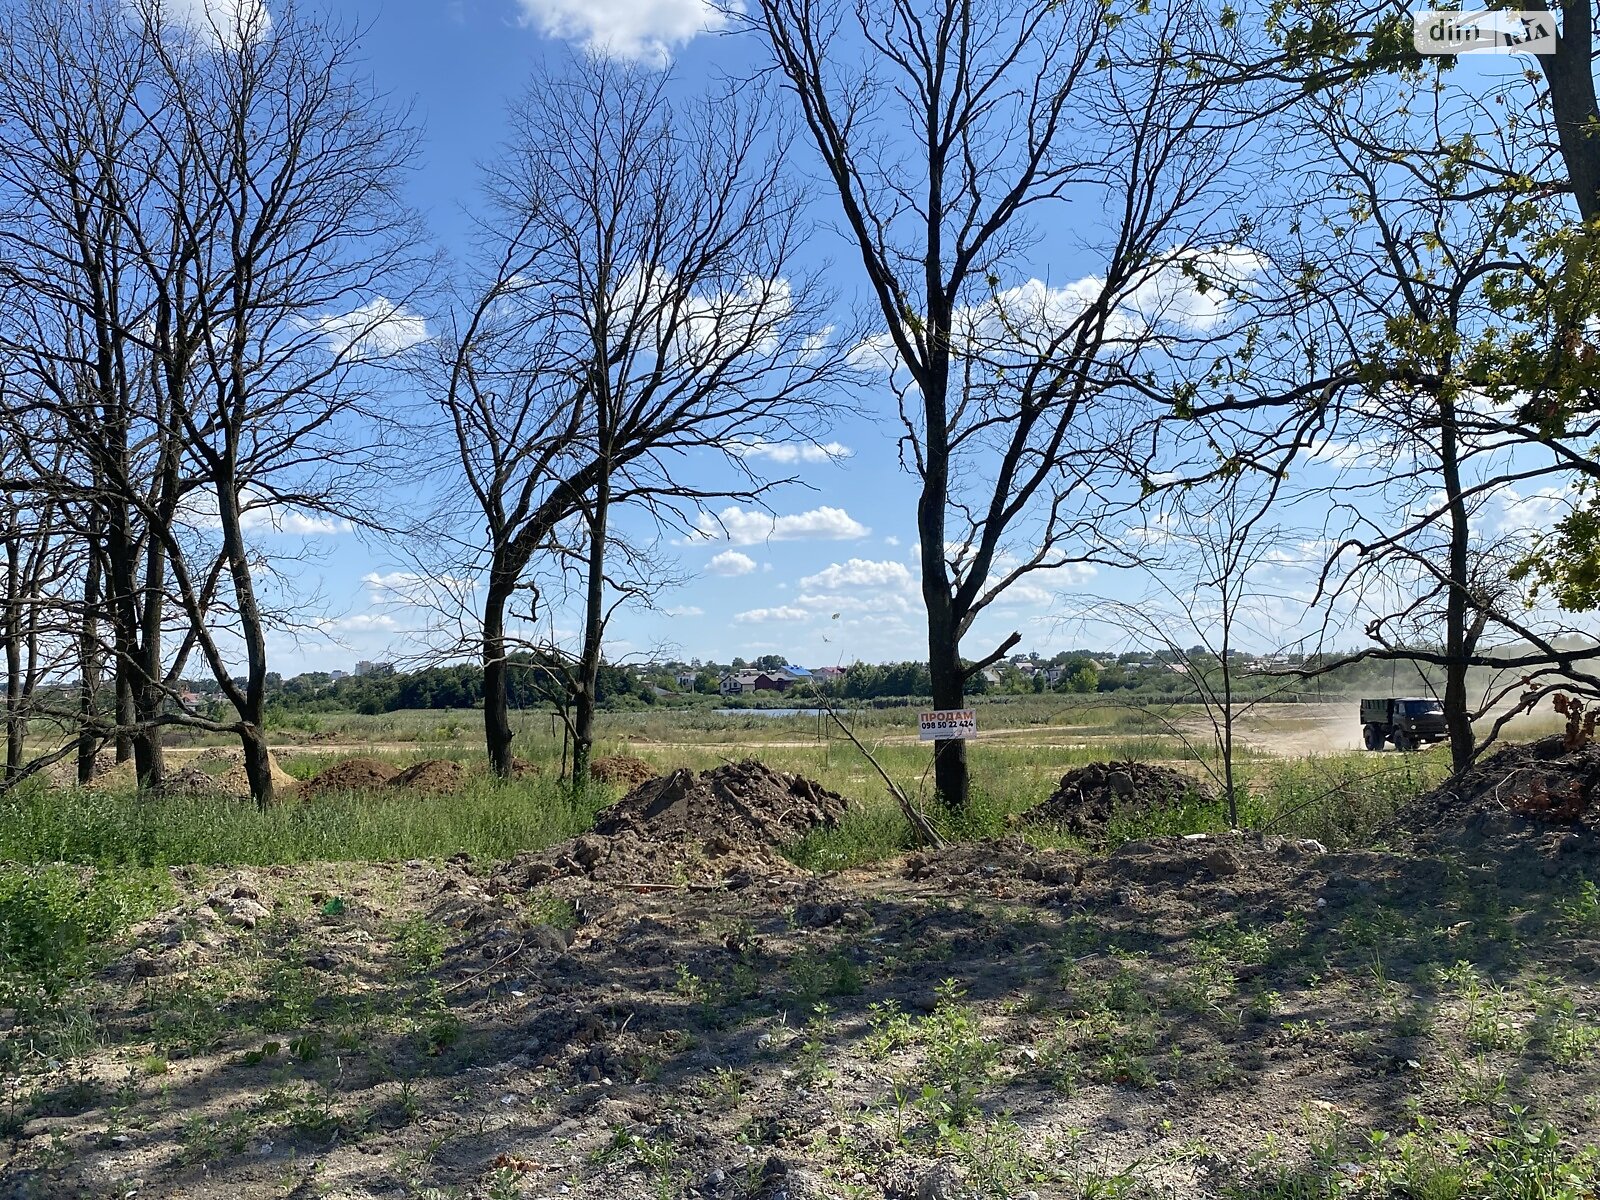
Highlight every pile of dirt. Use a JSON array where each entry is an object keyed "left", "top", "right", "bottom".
[
  {"left": 43, "top": 750, "right": 120, "bottom": 788},
  {"left": 497, "top": 759, "right": 849, "bottom": 888},
  {"left": 164, "top": 765, "right": 238, "bottom": 798},
  {"left": 300, "top": 757, "right": 399, "bottom": 796},
  {"left": 391, "top": 759, "right": 467, "bottom": 795},
  {"left": 589, "top": 754, "right": 655, "bottom": 787},
  {"left": 163, "top": 754, "right": 298, "bottom": 801},
  {"left": 1023, "top": 760, "right": 1214, "bottom": 843},
  {"left": 1396, "top": 735, "right": 1600, "bottom": 847}
]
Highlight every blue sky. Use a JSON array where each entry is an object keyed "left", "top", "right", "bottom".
[
  {"left": 252, "top": 0, "right": 1134, "bottom": 675},
  {"left": 220, "top": 0, "right": 1588, "bottom": 677}
]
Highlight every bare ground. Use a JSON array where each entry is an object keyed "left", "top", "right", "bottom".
[{"left": 3, "top": 808, "right": 1598, "bottom": 1199}]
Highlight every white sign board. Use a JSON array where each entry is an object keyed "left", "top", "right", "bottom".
[{"left": 918, "top": 709, "right": 978, "bottom": 741}]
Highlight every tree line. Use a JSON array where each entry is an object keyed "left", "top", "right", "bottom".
[{"left": 6, "top": 0, "right": 1600, "bottom": 805}]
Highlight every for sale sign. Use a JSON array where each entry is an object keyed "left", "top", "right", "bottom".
[{"left": 918, "top": 709, "right": 978, "bottom": 741}]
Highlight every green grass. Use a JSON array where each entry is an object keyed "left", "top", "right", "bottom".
[
  {"left": 0, "top": 863, "right": 172, "bottom": 1005},
  {"left": 0, "top": 774, "right": 612, "bottom": 868}
]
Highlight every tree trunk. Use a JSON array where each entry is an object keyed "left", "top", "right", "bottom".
[
  {"left": 927, "top": 616, "right": 970, "bottom": 810},
  {"left": 78, "top": 542, "right": 104, "bottom": 784},
  {"left": 238, "top": 723, "right": 276, "bottom": 808},
  {"left": 3, "top": 531, "right": 20, "bottom": 780},
  {"left": 218, "top": 471, "right": 275, "bottom": 805},
  {"left": 114, "top": 670, "right": 135, "bottom": 762},
  {"left": 572, "top": 473, "right": 611, "bottom": 790},
  {"left": 482, "top": 568, "right": 516, "bottom": 779},
  {"left": 918, "top": 341, "right": 972, "bottom": 809},
  {"left": 1439, "top": 393, "right": 1475, "bottom": 772}
]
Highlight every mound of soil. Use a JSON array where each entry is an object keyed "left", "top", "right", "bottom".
[
  {"left": 391, "top": 759, "right": 467, "bottom": 795},
  {"left": 498, "top": 760, "right": 849, "bottom": 888},
  {"left": 163, "top": 753, "right": 298, "bottom": 801},
  {"left": 1396, "top": 735, "right": 1600, "bottom": 847},
  {"left": 43, "top": 750, "right": 120, "bottom": 789},
  {"left": 589, "top": 754, "right": 655, "bottom": 787},
  {"left": 1024, "top": 760, "right": 1213, "bottom": 843},
  {"left": 300, "top": 757, "right": 399, "bottom": 796}
]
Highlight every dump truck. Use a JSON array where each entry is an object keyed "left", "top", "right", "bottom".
[{"left": 1360, "top": 697, "right": 1448, "bottom": 751}]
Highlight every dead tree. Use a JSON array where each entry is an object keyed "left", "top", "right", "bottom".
[
  {"left": 429, "top": 56, "right": 848, "bottom": 779},
  {"left": 754, "top": 0, "right": 1251, "bottom": 807},
  {"left": 0, "top": 0, "right": 425, "bottom": 802}
]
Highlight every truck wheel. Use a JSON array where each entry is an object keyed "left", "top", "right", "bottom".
[
  {"left": 1393, "top": 729, "right": 1416, "bottom": 752},
  {"left": 1363, "top": 724, "right": 1385, "bottom": 751}
]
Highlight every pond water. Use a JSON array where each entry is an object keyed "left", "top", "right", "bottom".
[{"left": 712, "top": 707, "right": 828, "bottom": 717}]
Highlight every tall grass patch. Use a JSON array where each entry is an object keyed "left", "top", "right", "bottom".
[
  {"left": 0, "top": 776, "right": 612, "bottom": 868},
  {"left": 0, "top": 865, "right": 171, "bottom": 1003}
]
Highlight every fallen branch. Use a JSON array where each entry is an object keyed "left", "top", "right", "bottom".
[{"left": 816, "top": 697, "right": 944, "bottom": 849}]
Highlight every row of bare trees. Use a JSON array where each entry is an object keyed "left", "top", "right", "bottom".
[
  {"left": 6, "top": 0, "right": 1600, "bottom": 808},
  {"left": 0, "top": 0, "right": 422, "bottom": 801}
]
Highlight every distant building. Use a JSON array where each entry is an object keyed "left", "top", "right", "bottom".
[
  {"left": 719, "top": 670, "right": 793, "bottom": 695},
  {"left": 354, "top": 660, "right": 394, "bottom": 678},
  {"left": 330, "top": 670, "right": 348, "bottom": 681}
]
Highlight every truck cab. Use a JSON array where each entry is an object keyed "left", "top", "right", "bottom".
[{"left": 1360, "top": 697, "right": 1448, "bottom": 751}]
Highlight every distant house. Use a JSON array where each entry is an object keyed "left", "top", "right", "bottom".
[
  {"left": 330, "top": 670, "right": 348, "bottom": 682},
  {"left": 719, "top": 670, "right": 792, "bottom": 695},
  {"left": 354, "top": 660, "right": 394, "bottom": 678},
  {"left": 676, "top": 672, "right": 698, "bottom": 690},
  {"left": 810, "top": 666, "right": 845, "bottom": 682}
]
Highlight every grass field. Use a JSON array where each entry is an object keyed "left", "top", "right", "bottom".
[{"left": 2, "top": 701, "right": 1588, "bottom": 1200}]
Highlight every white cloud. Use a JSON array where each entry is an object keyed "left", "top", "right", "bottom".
[
  {"left": 883, "top": 535, "right": 901, "bottom": 547},
  {"left": 705, "top": 550, "right": 756, "bottom": 577},
  {"left": 691, "top": 505, "right": 870, "bottom": 545},
  {"left": 176, "top": 486, "right": 349, "bottom": 537},
  {"left": 1498, "top": 485, "right": 1574, "bottom": 534},
  {"left": 850, "top": 248, "right": 1262, "bottom": 374},
  {"left": 137, "top": 0, "right": 270, "bottom": 48},
  {"left": 514, "top": 0, "right": 735, "bottom": 64},
  {"left": 312, "top": 298, "right": 428, "bottom": 358},
  {"left": 362, "top": 571, "right": 476, "bottom": 606},
  {"left": 733, "top": 605, "right": 811, "bottom": 624},
  {"left": 332, "top": 613, "right": 401, "bottom": 632},
  {"left": 798, "top": 558, "right": 914, "bottom": 591},
  {"left": 663, "top": 605, "right": 704, "bottom": 617},
  {"left": 725, "top": 439, "right": 853, "bottom": 463}
]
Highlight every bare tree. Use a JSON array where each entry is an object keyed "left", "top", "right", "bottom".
[
  {"left": 753, "top": 0, "right": 1252, "bottom": 807},
  {"left": 0, "top": 425, "right": 80, "bottom": 781},
  {"left": 1066, "top": 479, "right": 1306, "bottom": 826},
  {"left": 427, "top": 55, "right": 847, "bottom": 778},
  {"left": 0, "top": 0, "right": 425, "bottom": 802},
  {"left": 0, "top": 0, "right": 190, "bottom": 788}
]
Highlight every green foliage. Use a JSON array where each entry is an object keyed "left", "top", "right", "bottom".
[
  {"left": 0, "top": 865, "right": 171, "bottom": 998},
  {"left": 0, "top": 773, "right": 606, "bottom": 867}
]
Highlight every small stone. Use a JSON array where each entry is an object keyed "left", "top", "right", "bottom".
[
  {"left": 794, "top": 902, "right": 844, "bottom": 929},
  {"left": 917, "top": 1162, "right": 966, "bottom": 1200},
  {"left": 572, "top": 837, "right": 607, "bottom": 868},
  {"left": 1204, "top": 849, "right": 1244, "bottom": 877},
  {"left": 130, "top": 949, "right": 160, "bottom": 977},
  {"left": 703, "top": 1167, "right": 727, "bottom": 1191},
  {"left": 225, "top": 898, "right": 270, "bottom": 929}
]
